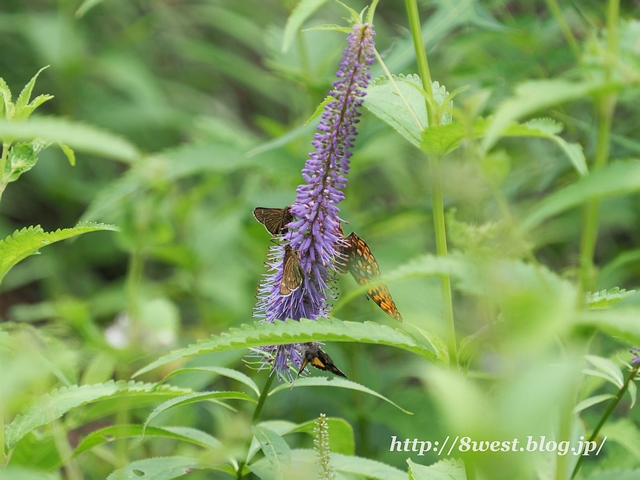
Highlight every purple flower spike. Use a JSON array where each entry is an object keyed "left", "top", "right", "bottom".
[{"left": 254, "top": 23, "right": 375, "bottom": 380}]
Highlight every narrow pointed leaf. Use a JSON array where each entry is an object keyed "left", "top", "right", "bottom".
[
  {"left": 252, "top": 426, "right": 292, "bottom": 480},
  {"left": 0, "top": 223, "right": 119, "bottom": 285}
]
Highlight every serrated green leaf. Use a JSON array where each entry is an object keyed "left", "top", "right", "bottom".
[
  {"left": 106, "top": 456, "right": 208, "bottom": 480},
  {"left": 142, "top": 391, "right": 256, "bottom": 434},
  {"left": 270, "top": 376, "right": 412, "bottom": 414},
  {"left": 331, "top": 451, "right": 406, "bottom": 479},
  {"left": 420, "top": 123, "right": 466, "bottom": 156},
  {"left": 481, "top": 79, "right": 619, "bottom": 153},
  {"left": 14, "top": 94, "right": 54, "bottom": 122},
  {"left": 133, "top": 318, "right": 435, "bottom": 378},
  {"left": 408, "top": 458, "right": 467, "bottom": 480},
  {"left": 5, "top": 381, "right": 190, "bottom": 450},
  {"left": 282, "top": 0, "right": 328, "bottom": 53},
  {"left": 6, "top": 143, "right": 37, "bottom": 182},
  {"left": 524, "top": 161, "right": 640, "bottom": 231},
  {"left": 573, "top": 394, "right": 616, "bottom": 414},
  {"left": 252, "top": 426, "right": 292, "bottom": 480},
  {"left": 0, "top": 223, "right": 119, "bottom": 285},
  {"left": 586, "top": 288, "right": 635, "bottom": 309},
  {"left": 0, "top": 117, "right": 139, "bottom": 163},
  {"left": 74, "top": 424, "right": 223, "bottom": 458},
  {"left": 0, "top": 77, "right": 12, "bottom": 119},
  {"left": 365, "top": 75, "right": 450, "bottom": 148},
  {"left": 14, "top": 66, "right": 49, "bottom": 118},
  {"left": 585, "top": 355, "right": 624, "bottom": 387},
  {"left": 158, "top": 366, "right": 260, "bottom": 397}
]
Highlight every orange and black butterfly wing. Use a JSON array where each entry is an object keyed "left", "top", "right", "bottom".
[
  {"left": 297, "top": 343, "right": 347, "bottom": 379},
  {"left": 253, "top": 207, "right": 294, "bottom": 236},
  {"left": 280, "top": 245, "right": 304, "bottom": 296},
  {"left": 344, "top": 232, "right": 403, "bottom": 322}
]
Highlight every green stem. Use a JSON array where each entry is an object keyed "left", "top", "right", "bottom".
[
  {"left": 571, "top": 363, "right": 639, "bottom": 479},
  {"left": 578, "top": 0, "right": 618, "bottom": 295},
  {"left": 430, "top": 156, "right": 457, "bottom": 366},
  {"left": 237, "top": 373, "right": 276, "bottom": 479},
  {"left": 405, "top": 0, "right": 437, "bottom": 128},
  {"left": 545, "top": 0, "right": 581, "bottom": 59},
  {"left": 406, "top": 0, "right": 456, "bottom": 366}
]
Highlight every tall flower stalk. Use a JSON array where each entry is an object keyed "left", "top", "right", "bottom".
[{"left": 254, "top": 22, "right": 375, "bottom": 379}]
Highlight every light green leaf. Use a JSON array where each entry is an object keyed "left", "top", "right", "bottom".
[
  {"left": 577, "top": 307, "right": 640, "bottom": 345},
  {"left": 420, "top": 123, "right": 465, "bottom": 156},
  {"left": 158, "top": 366, "right": 260, "bottom": 397},
  {"left": 74, "top": 425, "right": 223, "bottom": 458},
  {"left": 586, "top": 288, "right": 635, "bottom": 309},
  {"left": 0, "top": 77, "right": 12, "bottom": 119},
  {"left": 365, "top": 75, "right": 450, "bottom": 148},
  {"left": 6, "top": 143, "right": 37, "bottom": 183},
  {"left": 4, "top": 381, "right": 190, "bottom": 450},
  {"left": 0, "top": 223, "right": 119, "bottom": 285},
  {"left": 142, "top": 391, "right": 257, "bottom": 434},
  {"left": 601, "top": 418, "right": 640, "bottom": 461},
  {"left": 270, "top": 376, "right": 412, "bottom": 414},
  {"left": 14, "top": 66, "right": 50, "bottom": 119},
  {"left": 580, "top": 470, "right": 640, "bottom": 480},
  {"left": 585, "top": 355, "right": 624, "bottom": 387},
  {"left": 281, "top": 0, "right": 328, "bottom": 53},
  {"left": 0, "top": 468, "right": 60, "bottom": 480},
  {"left": 524, "top": 161, "right": 640, "bottom": 231},
  {"left": 481, "top": 79, "right": 619, "bottom": 153},
  {"left": 408, "top": 458, "right": 467, "bottom": 480},
  {"left": 75, "top": 0, "right": 104, "bottom": 18},
  {"left": 303, "top": 24, "right": 352, "bottom": 33},
  {"left": 332, "top": 451, "right": 406, "bottom": 479},
  {"left": 289, "top": 417, "right": 354, "bottom": 455},
  {"left": 304, "top": 96, "right": 331, "bottom": 125},
  {"left": 57, "top": 142, "right": 75, "bottom": 166},
  {"left": 133, "top": 318, "right": 435, "bottom": 378},
  {"left": 573, "top": 394, "right": 616, "bottom": 414},
  {"left": 106, "top": 456, "right": 208, "bottom": 480},
  {"left": 0, "top": 117, "right": 139, "bottom": 163},
  {"left": 252, "top": 426, "right": 292, "bottom": 480}
]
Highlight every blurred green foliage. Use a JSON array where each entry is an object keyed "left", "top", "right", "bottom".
[{"left": 1, "top": 0, "right": 640, "bottom": 479}]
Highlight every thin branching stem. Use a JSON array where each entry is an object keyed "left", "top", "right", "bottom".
[
  {"left": 405, "top": 0, "right": 457, "bottom": 366},
  {"left": 545, "top": 0, "right": 581, "bottom": 59}
]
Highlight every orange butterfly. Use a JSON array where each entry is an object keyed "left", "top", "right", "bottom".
[{"left": 341, "top": 231, "right": 403, "bottom": 322}]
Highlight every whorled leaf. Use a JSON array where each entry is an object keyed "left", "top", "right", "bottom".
[
  {"left": 133, "top": 318, "right": 436, "bottom": 378},
  {"left": 5, "top": 381, "right": 191, "bottom": 451},
  {"left": 0, "top": 223, "right": 119, "bottom": 285}
]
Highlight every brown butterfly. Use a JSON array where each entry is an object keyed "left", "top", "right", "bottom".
[
  {"left": 295, "top": 342, "right": 347, "bottom": 381},
  {"left": 280, "top": 245, "right": 304, "bottom": 296},
  {"left": 253, "top": 206, "right": 294, "bottom": 236},
  {"left": 342, "top": 232, "right": 403, "bottom": 322}
]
